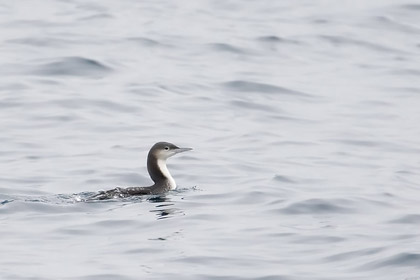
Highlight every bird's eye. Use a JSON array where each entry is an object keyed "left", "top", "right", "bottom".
[{"left": 164, "top": 146, "right": 169, "bottom": 150}]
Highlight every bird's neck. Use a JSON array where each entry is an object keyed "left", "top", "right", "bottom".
[{"left": 147, "top": 154, "right": 176, "bottom": 190}]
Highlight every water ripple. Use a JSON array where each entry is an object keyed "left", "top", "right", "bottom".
[
  {"left": 32, "top": 56, "right": 112, "bottom": 77},
  {"left": 230, "top": 99, "right": 275, "bottom": 111},
  {"left": 318, "top": 35, "right": 406, "bottom": 54},
  {"left": 389, "top": 214, "right": 420, "bottom": 224},
  {"left": 7, "top": 37, "right": 78, "bottom": 47},
  {"left": 223, "top": 80, "right": 311, "bottom": 97},
  {"left": 325, "top": 247, "right": 384, "bottom": 262},
  {"left": 207, "top": 43, "right": 248, "bottom": 54},
  {"left": 51, "top": 98, "right": 138, "bottom": 113},
  {"left": 273, "top": 175, "right": 296, "bottom": 183},
  {"left": 126, "top": 36, "right": 170, "bottom": 48},
  {"left": 67, "top": 274, "right": 135, "bottom": 280},
  {"left": 362, "top": 253, "right": 420, "bottom": 270},
  {"left": 281, "top": 198, "right": 355, "bottom": 215},
  {"left": 401, "top": 4, "right": 420, "bottom": 10},
  {"left": 257, "top": 35, "right": 301, "bottom": 45}
]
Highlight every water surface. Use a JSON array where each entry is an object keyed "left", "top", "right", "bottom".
[{"left": 1, "top": 1, "right": 420, "bottom": 279}]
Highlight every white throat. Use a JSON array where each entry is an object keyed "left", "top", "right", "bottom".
[{"left": 157, "top": 158, "right": 176, "bottom": 190}]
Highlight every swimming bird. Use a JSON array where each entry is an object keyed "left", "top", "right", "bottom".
[{"left": 91, "top": 142, "right": 192, "bottom": 200}]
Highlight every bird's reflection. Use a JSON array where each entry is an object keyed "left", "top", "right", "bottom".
[
  {"left": 75, "top": 191, "right": 185, "bottom": 220},
  {"left": 147, "top": 195, "right": 184, "bottom": 220}
]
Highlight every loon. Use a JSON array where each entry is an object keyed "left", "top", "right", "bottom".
[{"left": 91, "top": 142, "right": 192, "bottom": 200}]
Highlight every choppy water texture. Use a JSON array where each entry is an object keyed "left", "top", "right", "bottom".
[{"left": 1, "top": 1, "right": 420, "bottom": 279}]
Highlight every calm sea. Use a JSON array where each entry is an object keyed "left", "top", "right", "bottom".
[{"left": 1, "top": 0, "right": 420, "bottom": 279}]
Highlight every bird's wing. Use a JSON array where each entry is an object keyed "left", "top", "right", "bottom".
[{"left": 89, "top": 186, "right": 152, "bottom": 200}]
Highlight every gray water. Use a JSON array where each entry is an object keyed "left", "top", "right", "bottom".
[{"left": 1, "top": 1, "right": 420, "bottom": 279}]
